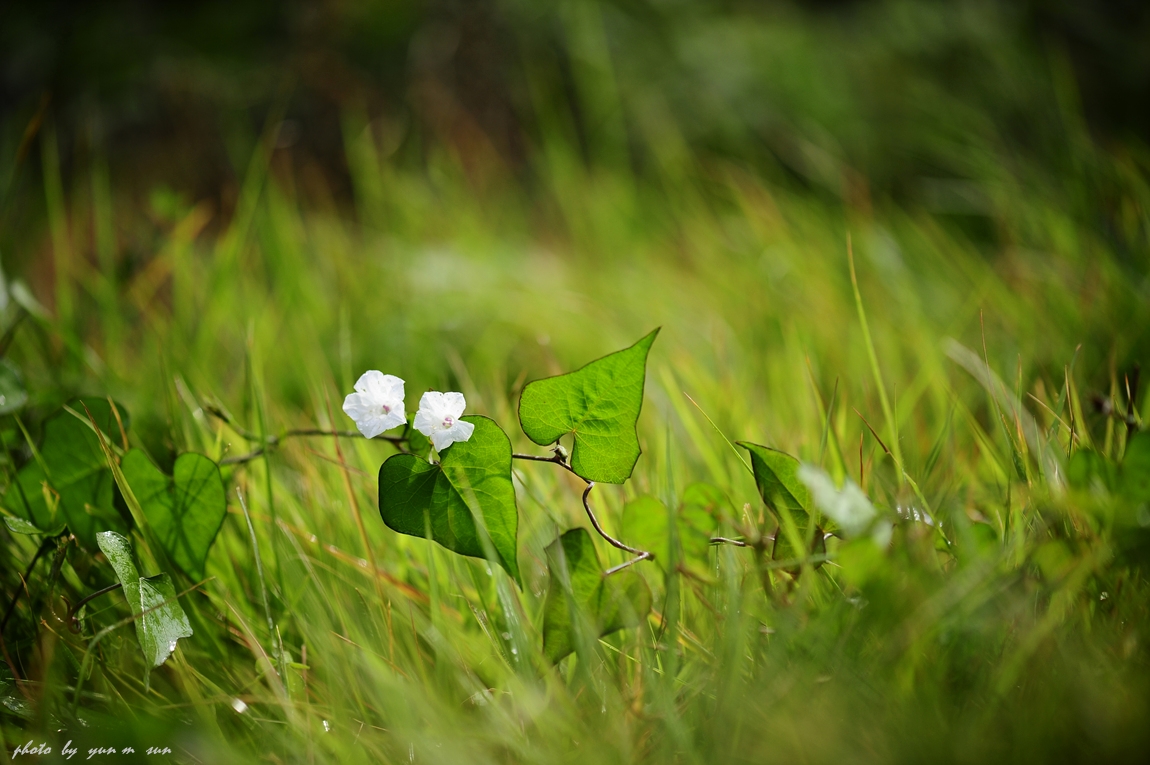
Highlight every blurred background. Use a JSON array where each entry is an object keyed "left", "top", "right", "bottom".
[
  {"left": 3, "top": 0, "right": 1149, "bottom": 254},
  {"left": 0, "top": 0, "right": 1148, "bottom": 443}
]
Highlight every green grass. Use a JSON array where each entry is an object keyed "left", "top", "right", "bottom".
[{"left": 4, "top": 46, "right": 1150, "bottom": 763}]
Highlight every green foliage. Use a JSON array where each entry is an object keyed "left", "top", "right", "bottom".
[
  {"left": 2, "top": 398, "right": 129, "bottom": 548},
  {"left": 620, "top": 488, "right": 721, "bottom": 575},
  {"left": 1121, "top": 432, "right": 1150, "bottom": 502},
  {"left": 378, "top": 416, "right": 520, "bottom": 582},
  {"left": 621, "top": 495, "right": 670, "bottom": 569},
  {"left": 404, "top": 417, "right": 432, "bottom": 460},
  {"left": 678, "top": 482, "right": 725, "bottom": 575},
  {"left": 137, "top": 574, "right": 194, "bottom": 667},
  {"left": 738, "top": 442, "right": 812, "bottom": 520},
  {"left": 121, "top": 450, "right": 228, "bottom": 581},
  {"left": 95, "top": 531, "right": 193, "bottom": 669},
  {"left": 0, "top": 359, "right": 27, "bottom": 414},
  {"left": 3, "top": 515, "right": 63, "bottom": 536},
  {"left": 1067, "top": 449, "right": 1114, "bottom": 492},
  {"left": 519, "top": 329, "right": 658, "bottom": 484},
  {"left": 541, "top": 528, "right": 652, "bottom": 663},
  {"left": 739, "top": 441, "right": 824, "bottom": 562}
]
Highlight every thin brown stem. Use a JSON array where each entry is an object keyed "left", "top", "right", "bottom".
[
  {"left": 512, "top": 452, "right": 580, "bottom": 477},
  {"left": 220, "top": 447, "right": 266, "bottom": 466},
  {"left": 604, "top": 553, "right": 651, "bottom": 576},
  {"left": 65, "top": 582, "right": 123, "bottom": 633},
  {"left": 580, "top": 482, "right": 651, "bottom": 563},
  {"left": 208, "top": 406, "right": 409, "bottom": 467},
  {"left": 709, "top": 536, "right": 749, "bottom": 547},
  {"left": 219, "top": 429, "right": 408, "bottom": 466},
  {"left": 281, "top": 428, "right": 407, "bottom": 445},
  {"left": 512, "top": 451, "right": 655, "bottom": 573}
]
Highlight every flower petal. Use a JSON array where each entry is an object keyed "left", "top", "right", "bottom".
[
  {"left": 418, "top": 391, "right": 446, "bottom": 418},
  {"left": 353, "top": 370, "right": 386, "bottom": 394},
  {"left": 429, "top": 429, "right": 455, "bottom": 451},
  {"left": 452, "top": 419, "right": 475, "bottom": 442},
  {"left": 383, "top": 375, "right": 405, "bottom": 401},
  {"left": 440, "top": 391, "right": 467, "bottom": 418},
  {"left": 413, "top": 406, "right": 438, "bottom": 437},
  {"left": 344, "top": 376, "right": 407, "bottom": 438}
]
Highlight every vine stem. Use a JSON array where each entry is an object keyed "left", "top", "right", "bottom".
[
  {"left": 207, "top": 407, "right": 408, "bottom": 466},
  {"left": 219, "top": 428, "right": 408, "bottom": 465},
  {"left": 65, "top": 582, "right": 124, "bottom": 634},
  {"left": 511, "top": 452, "right": 653, "bottom": 574}
]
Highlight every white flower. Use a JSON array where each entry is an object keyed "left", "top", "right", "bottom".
[
  {"left": 342, "top": 371, "right": 406, "bottom": 438},
  {"left": 797, "top": 463, "right": 892, "bottom": 547},
  {"left": 414, "top": 391, "right": 475, "bottom": 451}
]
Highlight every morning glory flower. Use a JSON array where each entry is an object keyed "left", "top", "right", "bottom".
[
  {"left": 797, "top": 463, "right": 892, "bottom": 547},
  {"left": 414, "top": 391, "right": 475, "bottom": 451},
  {"left": 342, "top": 371, "right": 406, "bottom": 438}
]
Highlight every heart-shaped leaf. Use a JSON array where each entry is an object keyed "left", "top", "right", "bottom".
[
  {"left": 96, "top": 531, "right": 193, "bottom": 669},
  {"left": 518, "top": 329, "right": 659, "bottom": 484},
  {"left": 738, "top": 442, "right": 811, "bottom": 522},
  {"left": 739, "top": 442, "right": 825, "bottom": 563},
  {"left": 3, "top": 399, "right": 129, "bottom": 547},
  {"left": 542, "top": 528, "right": 652, "bottom": 663},
  {"left": 121, "top": 450, "right": 227, "bottom": 581},
  {"left": 378, "top": 416, "right": 520, "bottom": 582}
]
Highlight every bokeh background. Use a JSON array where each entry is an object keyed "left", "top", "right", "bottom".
[{"left": 3, "top": 0, "right": 1149, "bottom": 259}]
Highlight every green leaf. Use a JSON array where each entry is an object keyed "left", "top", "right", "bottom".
[
  {"left": 138, "top": 574, "right": 194, "bottom": 667},
  {"left": 738, "top": 442, "right": 812, "bottom": 523},
  {"left": 0, "top": 675, "right": 33, "bottom": 721},
  {"left": 2, "top": 398, "right": 130, "bottom": 548},
  {"left": 378, "top": 416, "right": 520, "bottom": 582},
  {"left": 518, "top": 329, "right": 659, "bottom": 484},
  {"left": 3, "top": 515, "right": 65, "bottom": 536},
  {"left": 542, "top": 528, "right": 652, "bottom": 663},
  {"left": 1067, "top": 449, "right": 1114, "bottom": 493},
  {"left": 679, "top": 482, "right": 724, "bottom": 571},
  {"left": 0, "top": 360, "right": 28, "bottom": 415},
  {"left": 1120, "top": 432, "right": 1150, "bottom": 502},
  {"left": 739, "top": 442, "right": 823, "bottom": 562},
  {"left": 96, "top": 529, "right": 145, "bottom": 624},
  {"left": 121, "top": 450, "right": 228, "bottom": 581},
  {"left": 404, "top": 418, "right": 432, "bottom": 460},
  {"left": 96, "top": 531, "right": 192, "bottom": 669}
]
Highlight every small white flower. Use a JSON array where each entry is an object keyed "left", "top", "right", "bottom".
[
  {"left": 342, "top": 371, "right": 406, "bottom": 438},
  {"left": 414, "top": 391, "right": 475, "bottom": 451},
  {"left": 798, "top": 463, "right": 892, "bottom": 547}
]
